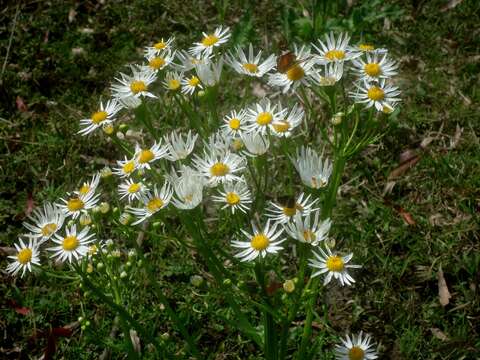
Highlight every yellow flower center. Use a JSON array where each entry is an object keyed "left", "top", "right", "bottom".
[
  {"left": 41, "top": 223, "right": 57, "bottom": 237},
  {"left": 359, "top": 44, "right": 374, "bottom": 51},
  {"left": 130, "top": 80, "right": 147, "bottom": 94},
  {"left": 325, "top": 49, "right": 345, "bottom": 61},
  {"left": 303, "top": 229, "right": 316, "bottom": 243},
  {"left": 123, "top": 161, "right": 135, "bottom": 174},
  {"left": 210, "top": 162, "right": 230, "bottom": 177},
  {"left": 128, "top": 183, "right": 141, "bottom": 193},
  {"left": 202, "top": 34, "right": 219, "bottom": 47},
  {"left": 243, "top": 63, "right": 258, "bottom": 73},
  {"left": 91, "top": 111, "right": 108, "bottom": 125},
  {"left": 250, "top": 233, "right": 269, "bottom": 251},
  {"left": 67, "top": 197, "right": 84, "bottom": 212},
  {"left": 367, "top": 86, "right": 385, "bottom": 101},
  {"left": 282, "top": 206, "right": 296, "bottom": 217},
  {"left": 63, "top": 235, "right": 79, "bottom": 251},
  {"left": 17, "top": 248, "right": 32, "bottom": 264},
  {"left": 147, "top": 197, "right": 164, "bottom": 212},
  {"left": 326, "top": 255, "right": 344, "bottom": 272},
  {"left": 273, "top": 121, "right": 290, "bottom": 133},
  {"left": 103, "top": 124, "right": 114, "bottom": 135},
  {"left": 149, "top": 57, "right": 166, "bottom": 70},
  {"left": 79, "top": 184, "right": 90, "bottom": 195},
  {"left": 225, "top": 192, "right": 240, "bottom": 205},
  {"left": 168, "top": 79, "right": 181, "bottom": 91},
  {"left": 232, "top": 138, "right": 244, "bottom": 151},
  {"left": 256, "top": 112, "right": 273, "bottom": 126},
  {"left": 364, "top": 63, "right": 381, "bottom": 77},
  {"left": 188, "top": 76, "right": 200, "bottom": 87},
  {"left": 348, "top": 346, "right": 365, "bottom": 360},
  {"left": 138, "top": 149, "right": 154, "bottom": 164},
  {"left": 286, "top": 64, "right": 305, "bottom": 81},
  {"left": 154, "top": 41, "right": 167, "bottom": 50},
  {"left": 229, "top": 118, "right": 241, "bottom": 130}
]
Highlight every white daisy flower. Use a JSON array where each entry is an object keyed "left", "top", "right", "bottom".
[
  {"left": 265, "top": 193, "right": 318, "bottom": 224},
  {"left": 232, "top": 221, "right": 286, "bottom": 262},
  {"left": 284, "top": 211, "right": 331, "bottom": 246},
  {"left": 291, "top": 146, "right": 333, "bottom": 189},
  {"left": 226, "top": 43, "right": 276, "bottom": 77},
  {"left": 111, "top": 65, "right": 157, "bottom": 100},
  {"left": 310, "top": 62, "right": 344, "bottom": 87},
  {"left": 204, "top": 130, "right": 233, "bottom": 157},
  {"left": 211, "top": 180, "right": 252, "bottom": 214},
  {"left": 221, "top": 109, "right": 248, "bottom": 138},
  {"left": 163, "top": 130, "right": 198, "bottom": 161},
  {"left": 189, "top": 26, "right": 231, "bottom": 57},
  {"left": 117, "top": 95, "right": 142, "bottom": 109},
  {"left": 195, "top": 57, "right": 223, "bottom": 87},
  {"left": 118, "top": 179, "right": 148, "bottom": 203},
  {"left": 170, "top": 167, "right": 205, "bottom": 210},
  {"left": 58, "top": 191, "right": 100, "bottom": 219},
  {"left": 348, "top": 42, "right": 387, "bottom": 57},
  {"left": 174, "top": 50, "right": 212, "bottom": 72},
  {"left": 350, "top": 79, "right": 401, "bottom": 112},
  {"left": 271, "top": 103, "right": 304, "bottom": 138},
  {"left": 308, "top": 246, "right": 361, "bottom": 286},
  {"left": 245, "top": 98, "right": 286, "bottom": 135},
  {"left": 49, "top": 225, "right": 96, "bottom": 263},
  {"left": 181, "top": 75, "right": 203, "bottom": 95},
  {"left": 134, "top": 142, "right": 168, "bottom": 170},
  {"left": 335, "top": 331, "right": 378, "bottom": 360},
  {"left": 163, "top": 71, "right": 183, "bottom": 92},
  {"left": 194, "top": 151, "right": 246, "bottom": 187},
  {"left": 313, "top": 32, "right": 359, "bottom": 64},
  {"left": 113, "top": 156, "right": 137, "bottom": 178},
  {"left": 144, "top": 49, "right": 175, "bottom": 72},
  {"left": 23, "top": 203, "right": 65, "bottom": 242},
  {"left": 268, "top": 45, "right": 317, "bottom": 93},
  {"left": 77, "top": 173, "right": 101, "bottom": 197},
  {"left": 241, "top": 131, "right": 270, "bottom": 157},
  {"left": 352, "top": 50, "right": 398, "bottom": 82},
  {"left": 145, "top": 37, "right": 175, "bottom": 57},
  {"left": 128, "top": 183, "right": 173, "bottom": 225},
  {"left": 6, "top": 237, "right": 40, "bottom": 277},
  {"left": 78, "top": 99, "right": 122, "bottom": 136}
]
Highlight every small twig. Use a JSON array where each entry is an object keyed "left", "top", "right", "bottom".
[{"left": 1, "top": 4, "right": 21, "bottom": 80}]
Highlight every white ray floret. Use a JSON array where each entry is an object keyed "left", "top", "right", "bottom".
[
  {"left": 195, "top": 57, "right": 223, "bottom": 87},
  {"left": 181, "top": 75, "right": 203, "bottom": 95},
  {"left": 134, "top": 142, "right": 169, "bottom": 170},
  {"left": 6, "top": 237, "right": 40, "bottom": 277},
  {"left": 23, "top": 203, "right": 65, "bottom": 242},
  {"left": 78, "top": 99, "right": 122, "bottom": 136},
  {"left": 265, "top": 193, "right": 318, "bottom": 224},
  {"left": 313, "top": 32, "right": 360, "bottom": 64},
  {"left": 113, "top": 156, "right": 137, "bottom": 178},
  {"left": 226, "top": 43, "right": 276, "bottom": 78},
  {"left": 127, "top": 183, "right": 173, "bottom": 225},
  {"left": 212, "top": 180, "right": 252, "bottom": 214},
  {"left": 163, "top": 130, "right": 198, "bottom": 161},
  {"left": 163, "top": 71, "right": 183, "bottom": 92},
  {"left": 335, "top": 331, "right": 378, "bottom": 360},
  {"left": 291, "top": 146, "right": 333, "bottom": 189},
  {"left": 144, "top": 49, "right": 175, "bottom": 72},
  {"left": 241, "top": 131, "right": 270, "bottom": 157},
  {"left": 245, "top": 98, "right": 286, "bottom": 135},
  {"left": 232, "top": 221, "right": 286, "bottom": 262},
  {"left": 145, "top": 37, "right": 175, "bottom": 57},
  {"left": 169, "top": 167, "right": 205, "bottom": 210},
  {"left": 111, "top": 65, "right": 157, "bottom": 100},
  {"left": 189, "top": 26, "right": 231, "bottom": 57},
  {"left": 350, "top": 78, "right": 401, "bottom": 112},
  {"left": 310, "top": 62, "right": 344, "bottom": 87},
  {"left": 76, "top": 173, "right": 101, "bottom": 197},
  {"left": 174, "top": 50, "right": 212, "bottom": 72},
  {"left": 194, "top": 151, "right": 246, "bottom": 187},
  {"left": 58, "top": 190, "right": 100, "bottom": 219},
  {"left": 308, "top": 246, "right": 361, "bottom": 286},
  {"left": 352, "top": 50, "right": 398, "bottom": 82},
  {"left": 221, "top": 109, "right": 248, "bottom": 138},
  {"left": 49, "top": 225, "right": 96, "bottom": 264},
  {"left": 118, "top": 179, "right": 148, "bottom": 203},
  {"left": 284, "top": 211, "right": 331, "bottom": 246},
  {"left": 271, "top": 103, "right": 304, "bottom": 138}
]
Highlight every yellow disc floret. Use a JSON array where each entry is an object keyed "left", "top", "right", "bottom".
[
  {"left": 256, "top": 112, "right": 273, "bottom": 126},
  {"left": 225, "top": 192, "right": 240, "bottom": 205},
  {"left": 229, "top": 118, "right": 241, "bottom": 130},
  {"left": 243, "top": 63, "right": 258, "bottom": 74},
  {"left": 154, "top": 41, "right": 167, "bottom": 50},
  {"left": 364, "top": 63, "right": 381, "bottom": 77},
  {"left": 302, "top": 229, "right": 316, "bottom": 243},
  {"left": 210, "top": 162, "right": 230, "bottom": 177},
  {"left": 273, "top": 121, "right": 290, "bottom": 133},
  {"left": 348, "top": 346, "right": 365, "bottom": 360},
  {"left": 326, "top": 255, "right": 344, "bottom": 272},
  {"left": 282, "top": 206, "right": 296, "bottom": 217},
  {"left": 202, "top": 34, "right": 219, "bottom": 47},
  {"left": 130, "top": 80, "right": 147, "bottom": 94},
  {"left": 123, "top": 161, "right": 135, "bottom": 174},
  {"left": 168, "top": 79, "right": 181, "bottom": 91},
  {"left": 147, "top": 197, "right": 164, "bottom": 213},
  {"left": 63, "top": 235, "right": 79, "bottom": 251},
  {"left": 91, "top": 111, "right": 108, "bottom": 125},
  {"left": 67, "top": 197, "right": 84, "bottom": 212},
  {"left": 188, "top": 76, "right": 200, "bottom": 87},
  {"left": 250, "top": 233, "right": 269, "bottom": 251},
  {"left": 149, "top": 57, "right": 166, "bottom": 70},
  {"left": 359, "top": 44, "right": 374, "bottom": 51},
  {"left": 367, "top": 86, "right": 385, "bottom": 101},
  {"left": 138, "top": 149, "right": 154, "bottom": 164},
  {"left": 17, "top": 248, "right": 32, "bottom": 264},
  {"left": 325, "top": 49, "right": 345, "bottom": 61},
  {"left": 128, "top": 183, "right": 141, "bottom": 193},
  {"left": 286, "top": 64, "right": 305, "bottom": 81},
  {"left": 79, "top": 184, "right": 90, "bottom": 195},
  {"left": 41, "top": 223, "right": 58, "bottom": 237}
]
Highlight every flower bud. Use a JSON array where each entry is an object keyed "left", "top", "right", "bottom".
[
  {"left": 100, "top": 167, "right": 112, "bottom": 178},
  {"left": 283, "top": 279, "right": 295, "bottom": 293},
  {"left": 102, "top": 123, "right": 114, "bottom": 135},
  {"left": 331, "top": 112, "right": 344, "bottom": 125},
  {"left": 190, "top": 275, "right": 203, "bottom": 287},
  {"left": 116, "top": 131, "right": 125, "bottom": 140},
  {"left": 99, "top": 202, "right": 110, "bottom": 214},
  {"left": 120, "top": 271, "right": 128, "bottom": 279},
  {"left": 80, "top": 213, "right": 92, "bottom": 226},
  {"left": 223, "top": 278, "right": 232, "bottom": 286}
]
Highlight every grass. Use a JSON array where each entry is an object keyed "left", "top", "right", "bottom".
[{"left": 1, "top": 0, "right": 479, "bottom": 359}]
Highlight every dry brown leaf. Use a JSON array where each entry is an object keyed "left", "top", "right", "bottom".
[
  {"left": 252, "top": 83, "right": 267, "bottom": 98},
  {"left": 430, "top": 328, "right": 449, "bottom": 341},
  {"left": 438, "top": 267, "right": 451, "bottom": 306},
  {"left": 129, "top": 329, "right": 141, "bottom": 354},
  {"left": 397, "top": 206, "right": 416, "bottom": 226},
  {"left": 420, "top": 136, "right": 435, "bottom": 149},
  {"left": 16, "top": 96, "right": 28, "bottom": 112},
  {"left": 382, "top": 180, "right": 396, "bottom": 196},
  {"left": 387, "top": 155, "right": 421, "bottom": 180},
  {"left": 449, "top": 125, "right": 463, "bottom": 149}
]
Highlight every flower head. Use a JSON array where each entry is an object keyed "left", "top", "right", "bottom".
[
  {"left": 310, "top": 62, "right": 344, "bottom": 87},
  {"left": 245, "top": 98, "right": 286, "bottom": 135},
  {"left": 266, "top": 193, "right": 318, "bottom": 224},
  {"left": 291, "top": 146, "right": 333, "bottom": 189},
  {"left": 163, "top": 130, "right": 198, "bottom": 161},
  {"left": 350, "top": 78, "right": 401, "bottom": 112},
  {"left": 241, "top": 132, "right": 270, "bottom": 157},
  {"left": 145, "top": 37, "right": 175, "bottom": 57},
  {"left": 169, "top": 167, "right": 205, "bottom": 209},
  {"left": 271, "top": 103, "right": 304, "bottom": 138},
  {"left": 127, "top": 183, "right": 173, "bottom": 225},
  {"left": 79, "top": 99, "right": 122, "bottom": 136},
  {"left": 163, "top": 71, "right": 183, "bottom": 92},
  {"left": 313, "top": 32, "right": 359, "bottom": 64},
  {"left": 6, "top": 237, "right": 40, "bottom": 277},
  {"left": 181, "top": 75, "right": 203, "bottom": 95},
  {"left": 58, "top": 190, "right": 100, "bottom": 219},
  {"left": 118, "top": 179, "right": 148, "bottom": 203},
  {"left": 144, "top": 50, "right": 175, "bottom": 72},
  {"left": 309, "top": 246, "right": 361, "bottom": 286},
  {"left": 23, "top": 203, "right": 65, "bottom": 242},
  {"left": 113, "top": 156, "right": 137, "bottom": 178},
  {"left": 49, "top": 225, "right": 96, "bottom": 263},
  {"left": 212, "top": 180, "right": 252, "bottom": 214},
  {"left": 134, "top": 142, "right": 168, "bottom": 170},
  {"left": 189, "top": 26, "right": 231, "bottom": 57},
  {"left": 335, "top": 331, "right": 378, "bottom": 360},
  {"left": 111, "top": 65, "right": 157, "bottom": 100},
  {"left": 227, "top": 43, "right": 276, "bottom": 78},
  {"left": 221, "top": 109, "right": 248, "bottom": 138},
  {"left": 194, "top": 151, "right": 246, "bottom": 187},
  {"left": 352, "top": 50, "right": 398, "bottom": 82},
  {"left": 284, "top": 211, "right": 331, "bottom": 246}
]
